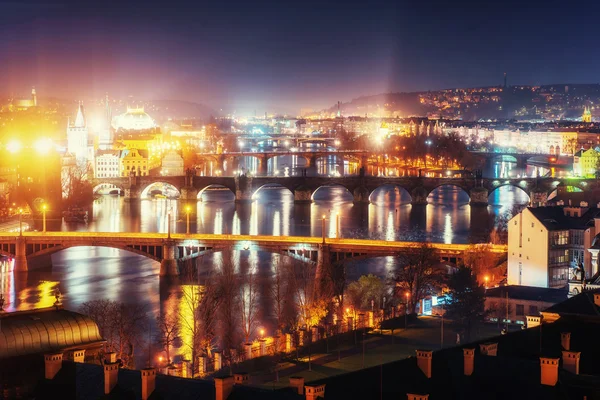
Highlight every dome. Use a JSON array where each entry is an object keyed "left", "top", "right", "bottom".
[{"left": 114, "top": 106, "right": 156, "bottom": 131}]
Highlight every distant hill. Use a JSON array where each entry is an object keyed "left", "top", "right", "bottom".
[{"left": 144, "top": 100, "right": 216, "bottom": 123}]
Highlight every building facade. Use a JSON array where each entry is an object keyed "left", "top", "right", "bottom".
[
  {"left": 94, "top": 151, "right": 120, "bottom": 178},
  {"left": 67, "top": 102, "right": 90, "bottom": 162},
  {"left": 120, "top": 148, "right": 150, "bottom": 177},
  {"left": 161, "top": 151, "right": 184, "bottom": 176}
]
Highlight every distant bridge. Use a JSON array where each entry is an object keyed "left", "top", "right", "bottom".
[
  {"left": 94, "top": 174, "right": 599, "bottom": 205},
  {"left": 0, "top": 232, "right": 506, "bottom": 276}
]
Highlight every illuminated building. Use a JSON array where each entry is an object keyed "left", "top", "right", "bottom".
[
  {"left": 113, "top": 106, "right": 157, "bottom": 131},
  {"left": 94, "top": 150, "right": 120, "bottom": 178},
  {"left": 161, "top": 150, "right": 184, "bottom": 176},
  {"left": 582, "top": 106, "right": 592, "bottom": 123},
  {"left": 120, "top": 148, "right": 154, "bottom": 177},
  {"left": 508, "top": 206, "right": 600, "bottom": 289},
  {"left": 67, "top": 102, "right": 90, "bottom": 162},
  {"left": 572, "top": 148, "right": 599, "bottom": 177},
  {"left": 1, "top": 87, "right": 37, "bottom": 112}
]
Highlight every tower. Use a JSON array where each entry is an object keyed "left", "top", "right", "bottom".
[
  {"left": 67, "top": 102, "right": 89, "bottom": 162},
  {"left": 32, "top": 87, "right": 37, "bottom": 107},
  {"left": 583, "top": 107, "right": 592, "bottom": 123}
]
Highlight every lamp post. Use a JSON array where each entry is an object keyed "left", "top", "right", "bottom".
[
  {"left": 484, "top": 275, "right": 489, "bottom": 291},
  {"left": 167, "top": 209, "right": 172, "bottom": 239},
  {"left": 321, "top": 214, "right": 326, "bottom": 244},
  {"left": 18, "top": 208, "right": 23, "bottom": 236},
  {"left": 405, "top": 292, "right": 410, "bottom": 330},
  {"left": 42, "top": 204, "right": 47, "bottom": 233},
  {"left": 186, "top": 205, "right": 191, "bottom": 235}
]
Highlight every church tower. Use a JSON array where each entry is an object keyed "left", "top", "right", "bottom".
[
  {"left": 583, "top": 106, "right": 592, "bottom": 123},
  {"left": 67, "top": 102, "right": 89, "bottom": 162},
  {"left": 98, "top": 94, "right": 113, "bottom": 150},
  {"left": 31, "top": 87, "right": 37, "bottom": 107}
]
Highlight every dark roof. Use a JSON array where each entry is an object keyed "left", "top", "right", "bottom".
[
  {"left": 528, "top": 206, "right": 600, "bottom": 230},
  {"left": 485, "top": 285, "right": 568, "bottom": 304},
  {"left": 543, "top": 289, "right": 600, "bottom": 318},
  {"left": 0, "top": 307, "right": 104, "bottom": 359}
]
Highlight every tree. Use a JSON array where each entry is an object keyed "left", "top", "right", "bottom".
[
  {"left": 155, "top": 312, "right": 180, "bottom": 364},
  {"left": 392, "top": 243, "right": 444, "bottom": 314},
  {"left": 463, "top": 244, "right": 501, "bottom": 282},
  {"left": 62, "top": 159, "right": 94, "bottom": 209},
  {"left": 216, "top": 253, "right": 240, "bottom": 371},
  {"left": 271, "top": 260, "right": 288, "bottom": 333},
  {"left": 197, "top": 269, "right": 222, "bottom": 359},
  {"left": 240, "top": 266, "right": 260, "bottom": 344},
  {"left": 444, "top": 266, "right": 487, "bottom": 342},
  {"left": 345, "top": 274, "right": 388, "bottom": 311}
]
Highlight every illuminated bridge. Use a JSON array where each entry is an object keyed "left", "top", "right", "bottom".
[
  {"left": 0, "top": 232, "right": 506, "bottom": 276},
  {"left": 95, "top": 173, "right": 599, "bottom": 205}
]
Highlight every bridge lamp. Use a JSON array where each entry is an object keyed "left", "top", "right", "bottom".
[
  {"left": 42, "top": 204, "right": 47, "bottom": 233},
  {"left": 484, "top": 275, "right": 489, "bottom": 289},
  {"left": 405, "top": 292, "right": 410, "bottom": 329},
  {"left": 185, "top": 205, "right": 191, "bottom": 235},
  {"left": 334, "top": 140, "right": 341, "bottom": 147},
  {"left": 6, "top": 139, "right": 22, "bottom": 154},
  {"left": 260, "top": 328, "right": 265, "bottom": 339}
]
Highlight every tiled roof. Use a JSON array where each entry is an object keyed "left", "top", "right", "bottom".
[{"left": 485, "top": 285, "right": 568, "bottom": 304}]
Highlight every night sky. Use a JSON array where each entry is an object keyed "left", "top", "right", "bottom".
[{"left": 1, "top": 0, "right": 598, "bottom": 114}]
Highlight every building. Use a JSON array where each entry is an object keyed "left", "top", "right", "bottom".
[
  {"left": 67, "top": 102, "right": 90, "bottom": 162},
  {"left": 583, "top": 106, "right": 592, "bottom": 123},
  {"left": 120, "top": 148, "right": 152, "bottom": 177},
  {"left": 94, "top": 150, "right": 120, "bottom": 178},
  {"left": 161, "top": 150, "right": 184, "bottom": 176},
  {"left": 484, "top": 285, "right": 567, "bottom": 326},
  {"left": 1, "top": 87, "right": 37, "bottom": 112},
  {"left": 507, "top": 206, "right": 600, "bottom": 289},
  {"left": 573, "top": 147, "right": 599, "bottom": 177},
  {"left": 113, "top": 106, "right": 157, "bottom": 131}
]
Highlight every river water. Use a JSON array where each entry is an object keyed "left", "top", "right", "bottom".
[{"left": 0, "top": 159, "right": 564, "bottom": 365}]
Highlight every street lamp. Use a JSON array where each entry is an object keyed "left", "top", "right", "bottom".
[
  {"left": 321, "top": 215, "right": 326, "bottom": 243},
  {"left": 18, "top": 208, "right": 23, "bottom": 236},
  {"left": 42, "top": 204, "right": 47, "bottom": 233},
  {"left": 186, "top": 205, "right": 191, "bottom": 235},
  {"left": 484, "top": 275, "right": 489, "bottom": 290},
  {"left": 405, "top": 292, "right": 410, "bottom": 330},
  {"left": 167, "top": 209, "right": 172, "bottom": 239}
]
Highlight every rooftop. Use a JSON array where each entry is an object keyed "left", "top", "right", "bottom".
[
  {"left": 485, "top": 285, "right": 568, "bottom": 304},
  {"left": 527, "top": 206, "right": 600, "bottom": 230}
]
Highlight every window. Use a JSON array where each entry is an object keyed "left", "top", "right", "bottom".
[
  {"left": 570, "top": 230, "right": 584, "bottom": 246},
  {"left": 528, "top": 305, "right": 538, "bottom": 315},
  {"left": 516, "top": 304, "right": 525, "bottom": 316},
  {"left": 550, "top": 231, "right": 568, "bottom": 246},
  {"left": 549, "top": 249, "right": 569, "bottom": 265},
  {"left": 531, "top": 223, "right": 535, "bottom": 228}
]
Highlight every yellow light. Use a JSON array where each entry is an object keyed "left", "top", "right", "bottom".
[
  {"left": 42, "top": 204, "right": 47, "bottom": 211},
  {"left": 186, "top": 205, "right": 191, "bottom": 213},
  {"left": 6, "top": 139, "right": 22, "bottom": 154},
  {"left": 34, "top": 138, "right": 53, "bottom": 154},
  {"left": 322, "top": 215, "right": 326, "bottom": 219}
]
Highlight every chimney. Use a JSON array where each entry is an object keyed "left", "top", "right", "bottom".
[
  {"left": 289, "top": 376, "right": 305, "bottom": 395},
  {"left": 527, "top": 316, "right": 541, "bottom": 328},
  {"left": 479, "top": 343, "right": 498, "bottom": 356},
  {"left": 234, "top": 373, "right": 249, "bottom": 385},
  {"left": 594, "top": 294, "right": 600, "bottom": 307},
  {"left": 44, "top": 353, "right": 63, "bottom": 380},
  {"left": 407, "top": 395, "right": 429, "bottom": 400},
  {"left": 540, "top": 357, "right": 559, "bottom": 386},
  {"left": 561, "top": 351, "right": 581, "bottom": 375},
  {"left": 416, "top": 350, "right": 432, "bottom": 378},
  {"left": 141, "top": 368, "right": 156, "bottom": 400},
  {"left": 463, "top": 348, "right": 475, "bottom": 376},
  {"left": 560, "top": 332, "right": 571, "bottom": 350},
  {"left": 305, "top": 384, "right": 325, "bottom": 400},
  {"left": 104, "top": 361, "right": 119, "bottom": 394},
  {"left": 66, "top": 349, "right": 85, "bottom": 363},
  {"left": 214, "top": 376, "right": 234, "bottom": 400}
]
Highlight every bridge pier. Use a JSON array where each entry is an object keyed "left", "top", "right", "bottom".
[
  {"left": 160, "top": 242, "right": 179, "bottom": 276},
  {"left": 180, "top": 186, "right": 199, "bottom": 201},
  {"left": 14, "top": 237, "right": 28, "bottom": 272},
  {"left": 530, "top": 188, "right": 548, "bottom": 207},
  {"left": 294, "top": 186, "right": 312, "bottom": 203},
  {"left": 315, "top": 244, "right": 330, "bottom": 293},
  {"left": 234, "top": 175, "right": 254, "bottom": 203},
  {"left": 258, "top": 155, "right": 268, "bottom": 176},
  {"left": 469, "top": 188, "right": 488, "bottom": 206},
  {"left": 353, "top": 186, "right": 370, "bottom": 204},
  {"left": 411, "top": 187, "right": 429, "bottom": 205},
  {"left": 124, "top": 187, "right": 141, "bottom": 201}
]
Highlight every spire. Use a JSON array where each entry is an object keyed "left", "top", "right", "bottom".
[
  {"left": 32, "top": 87, "right": 37, "bottom": 106},
  {"left": 74, "top": 101, "right": 86, "bottom": 128}
]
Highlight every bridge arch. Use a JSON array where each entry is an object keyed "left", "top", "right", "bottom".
[
  {"left": 368, "top": 184, "right": 412, "bottom": 204},
  {"left": 427, "top": 184, "right": 470, "bottom": 205},
  {"left": 311, "top": 184, "right": 353, "bottom": 202},
  {"left": 491, "top": 154, "right": 518, "bottom": 164},
  {"left": 25, "top": 243, "right": 163, "bottom": 263},
  {"left": 140, "top": 182, "right": 181, "bottom": 199},
  {"left": 548, "top": 186, "right": 584, "bottom": 201},
  {"left": 251, "top": 183, "right": 294, "bottom": 201},
  {"left": 197, "top": 184, "right": 235, "bottom": 201},
  {"left": 488, "top": 184, "right": 531, "bottom": 205},
  {"left": 93, "top": 183, "right": 123, "bottom": 195}
]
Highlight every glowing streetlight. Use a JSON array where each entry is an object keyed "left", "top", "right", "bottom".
[
  {"left": 484, "top": 275, "right": 489, "bottom": 290},
  {"left": 42, "top": 204, "right": 47, "bottom": 233},
  {"left": 6, "top": 139, "right": 22, "bottom": 154},
  {"left": 34, "top": 138, "right": 53, "bottom": 155},
  {"left": 260, "top": 328, "right": 265, "bottom": 339},
  {"left": 405, "top": 292, "right": 410, "bottom": 330},
  {"left": 185, "top": 205, "right": 191, "bottom": 235}
]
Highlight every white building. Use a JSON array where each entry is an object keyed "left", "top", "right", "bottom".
[
  {"left": 161, "top": 150, "right": 184, "bottom": 176},
  {"left": 508, "top": 206, "right": 600, "bottom": 289},
  {"left": 94, "top": 150, "right": 120, "bottom": 178},
  {"left": 67, "top": 102, "right": 90, "bottom": 162}
]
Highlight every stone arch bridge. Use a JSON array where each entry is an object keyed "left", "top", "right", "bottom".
[
  {"left": 94, "top": 174, "right": 600, "bottom": 206},
  {"left": 0, "top": 232, "right": 506, "bottom": 276}
]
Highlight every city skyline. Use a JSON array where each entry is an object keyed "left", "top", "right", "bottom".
[{"left": 2, "top": 0, "right": 600, "bottom": 114}]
